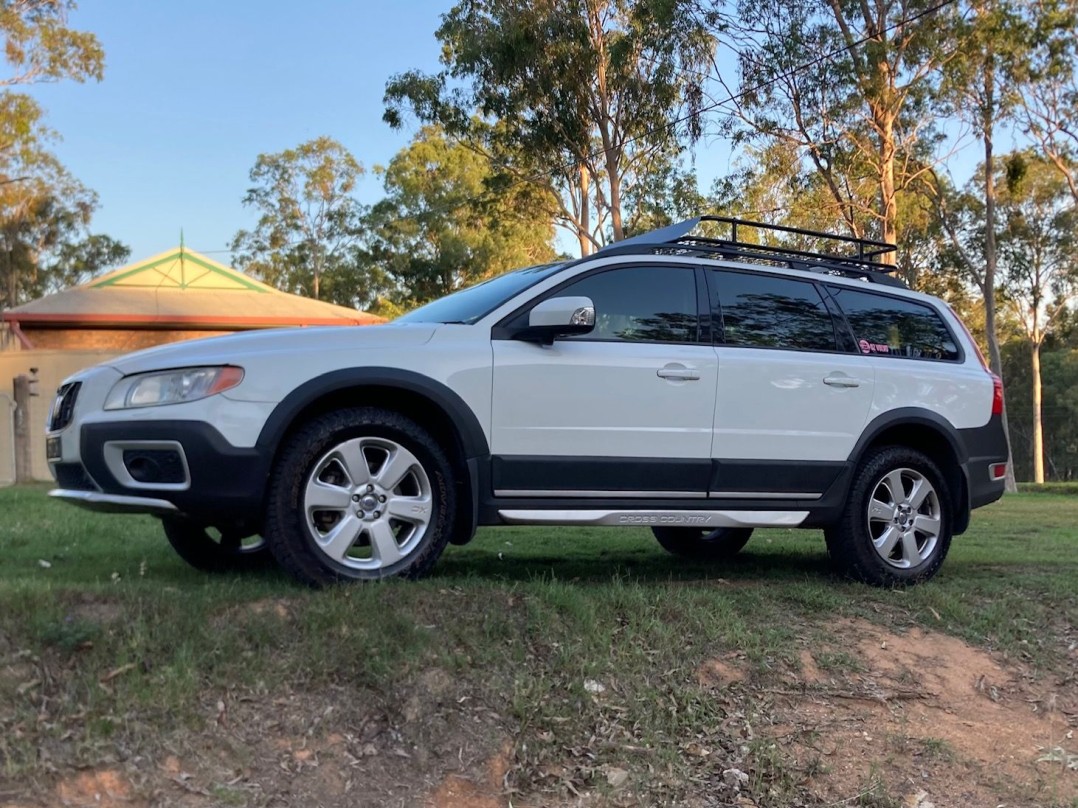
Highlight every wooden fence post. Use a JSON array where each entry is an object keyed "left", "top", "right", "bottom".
[{"left": 13, "top": 374, "right": 31, "bottom": 483}]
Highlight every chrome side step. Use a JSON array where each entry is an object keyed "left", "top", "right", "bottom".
[{"left": 497, "top": 509, "right": 809, "bottom": 528}]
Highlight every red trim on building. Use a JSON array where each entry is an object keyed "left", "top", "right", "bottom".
[{"left": 1, "top": 312, "right": 383, "bottom": 328}]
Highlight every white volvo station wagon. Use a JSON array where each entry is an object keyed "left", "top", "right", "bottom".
[{"left": 45, "top": 217, "right": 1008, "bottom": 587}]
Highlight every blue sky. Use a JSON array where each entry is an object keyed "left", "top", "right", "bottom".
[
  {"left": 26, "top": 1, "right": 987, "bottom": 266},
  {"left": 26, "top": 0, "right": 458, "bottom": 261},
  {"left": 24, "top": 1, "right": 755, "bottom": 264}
]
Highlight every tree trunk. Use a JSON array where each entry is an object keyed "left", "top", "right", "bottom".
[
  {"left": 878, "top": 110, "right": 898, "bottom": 265},
  {"left": 4, "top": 246, "right": 15, "bottom": 308},
  {"left": 578, "top": 166, "right": 592, "bottom": 257},
  {"left": 606, "top": 155, "right": 624, "bottom": 242},
  {"left": 981, "top": 51, "right": 1018, "bottom": 492},
  {"left": 1031, "top": 340, "right": 1044, "bottom": 484}
]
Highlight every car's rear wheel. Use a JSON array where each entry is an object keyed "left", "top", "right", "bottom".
[
  {"left": 265, "top": 407, "right": 455, "bottom": 586},
  {"left": 162, "top": 517, "right": 272, "bottom": 573},
  {"left": 825, "top": 446, "right": 952, "bottom": 586},
  {"left": 651, "top": 526, "right": 753, "bottom": 560}
]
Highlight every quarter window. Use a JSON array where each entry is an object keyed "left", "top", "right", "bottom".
[
  {"left": 709, "top": 270, "right": 838, "bottom": 352},
  {"left": 557, "top": 267, "right": 700, "bottom": 343},
  {"left": 828, "top": 287, "right": 959, "bottom": 361}
]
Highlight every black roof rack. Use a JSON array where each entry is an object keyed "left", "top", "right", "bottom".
[{"left": 596, "top": 216, "right": 906, "bottom": 288}]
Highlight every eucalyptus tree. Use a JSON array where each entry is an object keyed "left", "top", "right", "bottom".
[
  {"left": 1006, "top": 0, "right": 1078, "bottom": 203},
  {"left": 384, "top": 0, "right": 719, "bottom": 255},
  {"left": 1, "top": 1, "right": 107, "bottom": 305},
  {"left": 997, "top": 153, "right": 1078, "bottom": 483},
  {"left": 367, "top": 126, "right": 557, "bottom": 311},
  {"left": 719, "top": 0, "right": 959, "bottom": 259},
  {"left": 1, "top": 1, "right": 116, "bottom": 306},
  {"left": 231, "top": 137, "right": 367, "bottom": 301}
]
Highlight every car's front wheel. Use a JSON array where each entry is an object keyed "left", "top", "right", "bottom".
[
  {"left": 162, "top": 517, "right": 272, "bottom": 573},
  {"left": 651, "top": 526, "right": 753, "bottom": 560},
  {"left": 825, "top": 446, "right": 952, "bottom": 586},
  {"left": 265, "top": 407, "right": 455, "bottom": 586}
]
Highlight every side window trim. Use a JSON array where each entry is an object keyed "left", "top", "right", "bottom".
[
  {"left": 491, "top": 262, "right": 706, "bottom": 345},
  {"left": 694, "top": 266, "right": 713, "bottom": 345},
  {"left": 702, "top": 266, "right": 724, "bottom": 344},
  {"left": 820, "top": 285, "right": 859, "bottom": 353}
]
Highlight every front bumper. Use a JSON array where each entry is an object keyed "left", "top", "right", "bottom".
[{"left": 49, "top": 419, "right": 270, "bottom": 527}]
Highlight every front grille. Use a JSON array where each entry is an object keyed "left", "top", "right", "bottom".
[
  {"left": 53, "top": 463, "right": 98, "bottom": 491},
  {"left": 49, "top": 382, "right": 81, "bottom": 431}
]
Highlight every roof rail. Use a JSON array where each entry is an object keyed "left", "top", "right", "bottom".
[{"left": 596, "top": 216, "right": 905, "bottom": 287}]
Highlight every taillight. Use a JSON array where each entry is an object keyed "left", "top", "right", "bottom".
[{"left": 991, "top": 373, "right": 1003, "bottom": 416}]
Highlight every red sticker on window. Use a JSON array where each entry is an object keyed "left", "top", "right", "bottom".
[{"left": 859, "top": 339, "right": 891, "bottom": 354}]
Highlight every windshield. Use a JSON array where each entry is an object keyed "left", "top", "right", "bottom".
[{"left": 396, "top": 263, "right": 567, "bottom": 325}]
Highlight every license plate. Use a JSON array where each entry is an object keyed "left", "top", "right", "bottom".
[{"left": 46, "top": 437, "right": 62, "bottom": 461}]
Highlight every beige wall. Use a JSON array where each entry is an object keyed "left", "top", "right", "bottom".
[
  {"left": 0, "top": 393, "right": 13, "bottom": 486},
  {"left": 0, "top": 350, "right": 121, "bottom": 482}
]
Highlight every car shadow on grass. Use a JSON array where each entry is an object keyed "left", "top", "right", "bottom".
[{"left": 433, "top": 546, "right": 837, "bottom": 586}]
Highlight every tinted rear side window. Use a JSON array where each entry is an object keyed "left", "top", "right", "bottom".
[
  {"left": 709, "top": 270, "right": 838, "bottom": 352},
  {"left": 828, "top": 287, "right": 959, "bottom": 361}
]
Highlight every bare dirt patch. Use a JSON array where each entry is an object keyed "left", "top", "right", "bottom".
[
  {"left": 426, "top": 741, "right": 514, "bottom": 808},
  {"left": 696, "top": 652, "right": 749, "bottom": 688},
  {"left": 53, "top": 769, "right": 142, "bottom": 808},
  {"left": 212, "top": 597, "right": 296, "bottom": 630},
  {"left": 766, "top": 619, "right": 1078, "bottom": 806}
]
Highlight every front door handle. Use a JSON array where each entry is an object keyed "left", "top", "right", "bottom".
[
  {"left": 657, "top": 364, "right": 701, "bottom": 381},
  {"left": 823, "top": 374, "right": 861, "bottom": 388}
]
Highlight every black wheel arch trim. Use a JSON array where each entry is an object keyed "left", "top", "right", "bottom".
[
  {"left": 255, "top": 367, "right": 490, "bottom": 461},
  {"left": 819, "top": 407, "right": 978, "bottom": 533},
  {"left": 847, "top": 408, "right": 970, "bottom": 467},
  {"left": 800, "top": 408, "right": 981, "bottom": 531}
]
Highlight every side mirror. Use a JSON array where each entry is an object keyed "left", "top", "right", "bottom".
[{"left": 515, "top": 296, "right": 595, "bottom": 344}]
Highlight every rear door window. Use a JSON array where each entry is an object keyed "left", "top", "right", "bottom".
[{"left": 708, "top": 269, "right": 840, "bottom": 352}]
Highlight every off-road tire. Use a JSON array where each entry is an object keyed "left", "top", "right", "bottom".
[
  {"left": 162, "top": 517, "right": 272, "bottom": 573},
  {"left": 651, "top": 526, "right": 753, "bottom": 560},
  {"left": 824, "top": 445, "right": 953, "bottom": 587},
  {"left": 265, "top": 407, "right": 455, "bottom": 587}
]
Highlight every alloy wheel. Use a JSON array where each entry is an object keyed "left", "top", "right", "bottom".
[{"left": 302, "top": 437, "right": 433, "bottom": 572}]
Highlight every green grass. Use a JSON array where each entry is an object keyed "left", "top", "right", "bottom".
[
  {"left": 1, "top": 484, "right": 1076, "bottom": 805},
  {"left": 1018, "top": 481, "right": 1078, "bottom": 495}
]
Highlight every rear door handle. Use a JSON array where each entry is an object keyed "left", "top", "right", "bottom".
[
  {"left": 823, "top": 374, "right": 861, "bottom": 388},
  {"left": 657, "top": 364, "right": 701, "bottom": 381}
]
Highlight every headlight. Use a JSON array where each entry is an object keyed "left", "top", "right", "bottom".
[{"left": 104, "top": 366, "right": 244, "bottom": 410}]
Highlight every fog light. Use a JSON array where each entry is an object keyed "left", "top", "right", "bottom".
[
  {"left": 123, "top": 449, "right": 186, "bottom": 484},
  {"left": 989, "top": 462, "right": 1007, "bottom": 481}
]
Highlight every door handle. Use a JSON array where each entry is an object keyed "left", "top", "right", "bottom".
[
  {"left": 823, "top": 374, "right": 861, "bottom": 388},
  {"left": 657, "top": 365, "right": 701, "bottom": 381}
]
